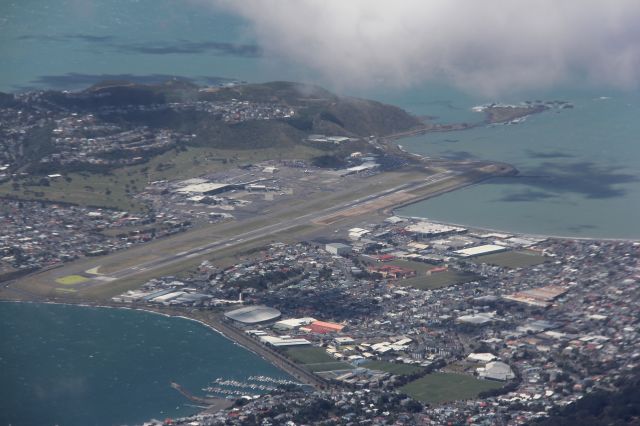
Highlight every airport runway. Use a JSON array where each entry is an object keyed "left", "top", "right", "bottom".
[
  {"left": 2, "top": 161, "right": 510, "bottom": 300},
  {"left": 102, "top": 171, "right": 459, "bottom": 281}
]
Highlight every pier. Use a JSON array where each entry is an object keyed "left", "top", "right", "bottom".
[{"left": 170, "top": 382, "right": 233, "bottom": 412}]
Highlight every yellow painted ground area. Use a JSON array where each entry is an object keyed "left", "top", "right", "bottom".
[
  {"left": 85, "top": 267, "right": 102, "bottom": 275},
  {"left": 55, "top": 275, "right": 89, "bottom": 285}
]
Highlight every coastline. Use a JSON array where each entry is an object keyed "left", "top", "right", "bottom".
[
  {"left": 2, "top": 117, "right": 637, "bottom": 416},
  {"left": 390, "top": 155, "right": 640, "bottom": 243},
  {"left": 393, "top": 214, "right": 640, "bottom": 243},
  {"left": 0, "top": 299, "right": 327, "bottom": 391},
  {"left": 2, "top": 208, "right": 636, "bottom": 392},
  {"left": 2, "top": 208, "right": 637, "bottom": 418},
  {"left": 2, "top": 197, "right": 637, "bottom": 385}
]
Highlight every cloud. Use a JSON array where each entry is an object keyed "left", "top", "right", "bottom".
[{"left": 211, "top": 0, "right": 640, "bottom": 95}]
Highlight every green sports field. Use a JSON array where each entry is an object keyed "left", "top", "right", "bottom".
[
  {"left": 55, "top": 275, "right": 89, "bottom": 285},
  {"left": 365, "top": 360, "right": 424, "bottom": 376},
  {"left": 400, "top": 372, "right": 503, "bottom": 404},
  {"left": 284, "top": 347, "right": 352, "bottom": 372},
  {"left": 398, "top": 270, "right": 479, "bottom": 290},
  {"left": 472, "top": 250, "right": 547, "bottom": 268}
]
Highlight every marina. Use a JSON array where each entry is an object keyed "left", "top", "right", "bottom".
[{"left": 202, "top": 376, "right": 301, "bottom": 398}]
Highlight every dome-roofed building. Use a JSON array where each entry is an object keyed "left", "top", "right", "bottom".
[{"left": 224, "top": 305, "right": 281, "bottom": 325}]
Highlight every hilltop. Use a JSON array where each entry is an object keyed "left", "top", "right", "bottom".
[
  {"left": 40, "top": 79, "right": 423, "bottom": 140},
  {"left": 0, "top": 80, "right": 425, "bottom": 210},
  {"left": 0, "top": 81, "right": 423, "bottom": 174}
]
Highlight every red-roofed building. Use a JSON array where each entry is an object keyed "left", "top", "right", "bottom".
[
  {"left": 376, "top": 254, "right": 395, "bottom": 262},
  {"left": 368, "top": 265, "right": 416, "bottom": 279},
  {"left": 427, "top": 266, "right": 448, "bottom": 275},
  {"left": 308, "top": 320, "right": 345, "bottom": 334}
]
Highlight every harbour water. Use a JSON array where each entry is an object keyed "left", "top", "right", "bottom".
[
  {"left": 395, "top": 91, "right": 640, "bottom": 239},
  {"left": 0, "top": 0, "right": 295, "bottom": 92},
  {"left": 0, "top": 302, "right": 291, "bottom": 426}
]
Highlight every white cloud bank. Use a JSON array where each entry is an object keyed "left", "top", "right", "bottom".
[{"left": 210, "top": 0, "right": 640, "bottom": 95}]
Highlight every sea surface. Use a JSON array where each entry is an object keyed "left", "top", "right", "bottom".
[
  {"left": 0, "top": 302, "right": 291, "bottom": 426},
  {"left": 395, "top": 91, "right": 640, "bottom": 239}
]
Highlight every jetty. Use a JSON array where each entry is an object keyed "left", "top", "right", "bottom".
[{"left": 170, "top": 382, "right": 233, "bottom": 412}]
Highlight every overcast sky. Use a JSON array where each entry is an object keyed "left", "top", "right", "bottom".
[{"left": 209, "top": 0, "right": 640, "bottom": 95}]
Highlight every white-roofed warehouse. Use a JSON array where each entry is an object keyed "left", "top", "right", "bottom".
[
  {"left": 224, "top": 305, "right": 281, "bottom": 325},
  {"left": 174, "top": 182, "right": 237, "bottom": 195},
  {"left": 454, "top": 244, "right": 508, "bottom": 258}
]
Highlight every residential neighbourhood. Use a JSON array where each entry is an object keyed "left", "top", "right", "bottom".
[{"left": 112, "top": 216, "right": 640, "bottom": 425}]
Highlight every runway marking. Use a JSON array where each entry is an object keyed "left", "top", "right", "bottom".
[
  {"left": 313, "top": 192, "right": 416, "bottom": 225},
  {"left": 85, "top": 266, "right": 103, "bottom": 275},
  {"left": 93, "top": 276, "right": 116, "bottom": 282}
]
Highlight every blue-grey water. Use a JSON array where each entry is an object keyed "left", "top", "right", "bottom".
[
  {"left": 0, "top": 0, "right": 299, "bottom": 92},
  {"left": 1, "top": 1, "right": 639, "bottom": 424},
  {"left": 0, "top": 302, "right": 291, "bottom": 426},
  {"left": 396, "top": 92, "right": 640, "bottom": 239}
]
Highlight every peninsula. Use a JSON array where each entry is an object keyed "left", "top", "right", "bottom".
[{"left": 1, "top": 81, "right": 634, "bottom": 426}]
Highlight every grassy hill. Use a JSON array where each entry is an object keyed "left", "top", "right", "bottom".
[
  {"left": 36, "top": 80, "right": 423, "bottom": 141},
  {"left": 0, "top": 80, "right": 424, "bottom": 208},
  {"left": 0, "top": 80, "right": 424, "bottom": 171}
]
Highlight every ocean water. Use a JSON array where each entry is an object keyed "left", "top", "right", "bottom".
[
  {"left": 0, "top": 0, "right": 298, "bottom": 91},
  {"left": 396, "top": 92, "right": 640, "bottom": 239},
  {"left": 0, "top": 302, "right": 291, "bottom": 426}
]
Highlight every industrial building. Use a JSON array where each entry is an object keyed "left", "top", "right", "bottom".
[
  {"left": 224, "top": 305, "right": 281, "bottom": 325},
  {"left": 338, "top": 162, "right": 379, "bottom": 176},
  {"left": 334, "top": 337, "right": 356, "bottom": 346},
  {"left": 467, "top": 353, "right": 497, "bottom": 363},
  {"left": 405, "top": 221, "right": 466, "bottom": 238},
  {"left": 477, "top": 361, "right": 515, "bottom": 381},
  {"left": 454, "top": 244, "right": 508, "bottom": 258},
  {"left": 456, "top": 312, "right": 497, "bottom": 325},
  {"left": 303, "top": 320, "right": 345, "bottom": 334},
  {"left": 174, "top": 182, "right": 239, "bottom": 196},
  {"left": 502, "top": 285, "right": 569, "bottom": 308},
  {"left": 258, "top": 335, "right": 311, "bottom": 347},
  {"left": 151, "top": 291, "right": 185, "bottom": 304},
  {"left": 273, "top": 317, "right": 316, "bottom": 331},
  {"left": 306, "top": 134, "right": 350, "bottom": 144},
  {"left": 348, "top": 227, "right": 370, "bottom": 240},
  {"left": 325, "top": 243, "right": 352, "bottom": 256}
]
